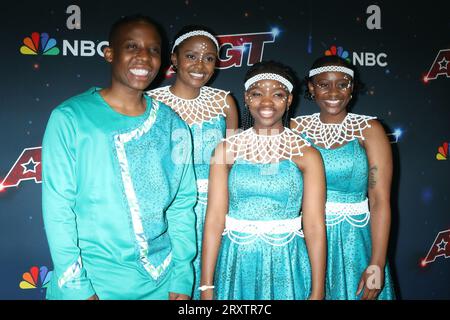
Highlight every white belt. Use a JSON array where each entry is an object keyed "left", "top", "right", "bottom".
[
  {"left": 222, "top": 215, "right": 304, "bottom": 246},
  {"left": 196, "top": 179, "right": 208, "bottom": 193},
  {"left": 325, "top": 198, "right": 370, "bottom": 227},
  {"left": 196, "top": 179, "right": 208, "bottom": 205}
]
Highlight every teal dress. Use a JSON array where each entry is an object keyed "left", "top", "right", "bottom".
[
  {"left": 292, "top": 113, "right": 395, "bottom": 300},
  {"left": 215, "top": 128, "right": 312, "bottom": 300},
  {"left": 147, "top": 86, "right": 229, "bottom": 299},
  {"left": 42, "top": 87, "right": 197, "bottom": 299}
]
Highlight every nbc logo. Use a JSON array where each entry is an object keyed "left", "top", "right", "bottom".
[
  {"left": 20, "top": 32, "right": 59, "bottom": 56},
  {"left": 19, "top": 266, "right": 52, "bottom": 289},
  {"left": 436, "top": 142, "right": 448, "bottom": 160},
  {"left": 325, "top": 45, "right": 351, "bottom": 63},
  {"left": 324, "top": 45, "right": 387, "bottom": 67}
]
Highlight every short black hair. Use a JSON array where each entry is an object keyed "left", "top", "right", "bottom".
[
  {"left": 171, "top": 25, "right": 218, "bottom": 54},
  {"left": 108, "top": 14, "right": 161, "bottom": 47},
  {"left": 304, "top": 55, "right": 362, "bottom": 101},
  {"left": 242, "top": 61, "right": 297, "bottom": 130}
]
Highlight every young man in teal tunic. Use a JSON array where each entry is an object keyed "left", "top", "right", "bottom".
[{"left": 42, "top": 15, "right": 197, "bottom": 300}]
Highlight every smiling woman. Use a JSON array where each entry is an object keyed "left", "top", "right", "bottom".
[
  {"left": 147, "top": 25, "right": 239, "bottom": 300},
  {"left": 290, "top": 55, "right": 396, "bottom": 300},
  {"left": 201, "top": 61, "right": 327, "bottom": 300}
]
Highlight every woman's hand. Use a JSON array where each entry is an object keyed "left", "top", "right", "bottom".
[
  {"left": 200, "top": 288, "right": 214, "bottom": 300},
  {"left": 356, "top": 264, "right": 385, "bottom": 300}
]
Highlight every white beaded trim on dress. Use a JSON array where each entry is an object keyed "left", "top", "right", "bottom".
[
  {"left": 147, "top": 86, "right": 230, "bottom": 127},
  {"left": 224, "top": 127, "right": 311, "bottom": 164},
  {"left": 291, "top": 113, "right": 376, "bottom": 149}
]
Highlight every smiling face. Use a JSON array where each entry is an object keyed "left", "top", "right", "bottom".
[
  {"left": 245, "top": 79, "right": 293, "bottom": 131},
  {"left": 171, "top": 35, "right": 217, "bottom": 89},
  {"left": 308, "top": 69, "right": 353, "bottom": 119},
  {"left": 104, "top": 21, "right": 161, "bottom": 92}
]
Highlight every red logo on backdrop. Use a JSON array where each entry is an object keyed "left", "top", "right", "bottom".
[
  {"left": 424, "top": 49, "right": 450, "bottom": 82},
  {"left": 217, "top": 31, "right": 276, "bottom": 69},
  {"left": 0, "top": 147, "right": 42, "bottom": 190},
  {"left": 421, "top": 229, "right": 450, "bottom": 266},
  {"left": 166, "top": 30, "right": 277, "bottom": 78}
]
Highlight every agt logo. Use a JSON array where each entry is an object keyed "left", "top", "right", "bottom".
[
  {"left": 436, "top": 142, "right": 448, "bottom": 160},
  {"left": 217, "top": 29, "right": 278, "bottom": 69},
  {"left": 324, "top": 45, "right": 388, "bottom": 67},
  {"left": 19, "top": 266, "right": 52, "bottom": 290},
  {"left": 20, "top": 32, "right": 108, "bottom": 57},
  {"left": 164, "top": 29, "right": 279, "bottom": 77},
  {"left": 423, "top": 49, "right": 450, "bottom": 83},
  {"left": 0, "top": 147, "right": 41, "bottom": 191},
  {"left": 421, "top": 229, "right": 450, "bottom": 267}
]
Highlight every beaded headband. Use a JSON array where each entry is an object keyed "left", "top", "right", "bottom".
[
  {"left": 244, "top": 73, "right": 294, "bottom": 92},
  {"left": 309, "top": 66, "right": 354, "bottom": 78},
  {"left": 171, "top": 30, "right": 219, "bottom": 53}
]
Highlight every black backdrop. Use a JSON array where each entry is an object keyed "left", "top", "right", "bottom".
[{"left": 0, "top": 0, "right": 449, "bottom": 299}]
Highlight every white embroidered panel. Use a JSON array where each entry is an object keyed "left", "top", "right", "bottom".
[
  {"left": 291, "top": 113, "right": 377, "bottom": 149},
  {"left": 58, "top": 256, "right": 82, "bottom": 288},
  {"left": 147, "top": 86, "right": 230, "bottom": 126},
  {"left": 114, "top": 100, "right": 172, "bottom": 280},
  {"left": 224, "top": 128, "right": 311, "bottom": 164}
]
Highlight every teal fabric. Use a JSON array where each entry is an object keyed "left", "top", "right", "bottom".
[
  {"left": 307, "top": 137, "right": 395, "bottom": 300},
  {"left": 190, "top": 117, "right": 227, "bottom": 300},
  {"left": 215, "top": 159, "right": 312, "bottom": 300},
  {"left": 42, "top": 87, "right": 197, "bottom": 300}
]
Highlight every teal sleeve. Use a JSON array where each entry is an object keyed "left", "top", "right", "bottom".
[
  {"left": 42, "top": 108, "right": 95, "bottom": 300},
  {"left": 166, "top": 128, "right": 197, "bottom": 296}
]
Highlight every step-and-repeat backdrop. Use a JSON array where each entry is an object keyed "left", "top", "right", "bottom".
[{"left": 0, "top": 0, "right": 449, "bottom": 299}]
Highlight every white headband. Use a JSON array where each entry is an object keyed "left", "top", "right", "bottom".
[
  {"left": 171, "top": 30, "right": 219, "bottom": 53},
  {"left": 244, "top": 73, "right": 294, "bottom": 93},
  {"left": 309, "top": 65, "right": 354, "bottom": 78}
]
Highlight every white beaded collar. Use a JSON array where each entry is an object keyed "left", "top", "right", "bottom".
[
  {"left": 147, "top": 86, "right": 230, "bottom": 127},
  {"left": 224, "top": 127, "right": 310, "bottom": 164},
  {"left": 291, "top": 113, "right": 376, "bottom": 149}
]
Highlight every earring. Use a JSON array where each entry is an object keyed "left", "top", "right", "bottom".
[{"left": 171, "top": 64, "right": 178, "bottom": 72}]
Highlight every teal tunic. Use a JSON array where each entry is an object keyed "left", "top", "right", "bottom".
[{"left": 42, "top": 87, "right": 197, "bottom": 300}]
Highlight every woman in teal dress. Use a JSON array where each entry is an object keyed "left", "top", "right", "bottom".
[
  {"left": 148, "top": 25, "right": 238, "bottom": 299},
  {"left": 201, "top": 61, "right": 326, "bottom": 300},
  {"left": 291, "top": 55, "right": 395, "bottom": 300}
]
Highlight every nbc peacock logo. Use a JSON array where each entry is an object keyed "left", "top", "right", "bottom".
[
  {"left": 20, "top": 32, "right": 60, "bottom": 56},
  {"left": 436, "top": 142, "right": 448, "bottom": 160},
  {"left": 19, "top": 266, "right": 52, "bottom": 290},
  {"left": 325, "top": 45, "right": 351, "bottom": 63}
]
